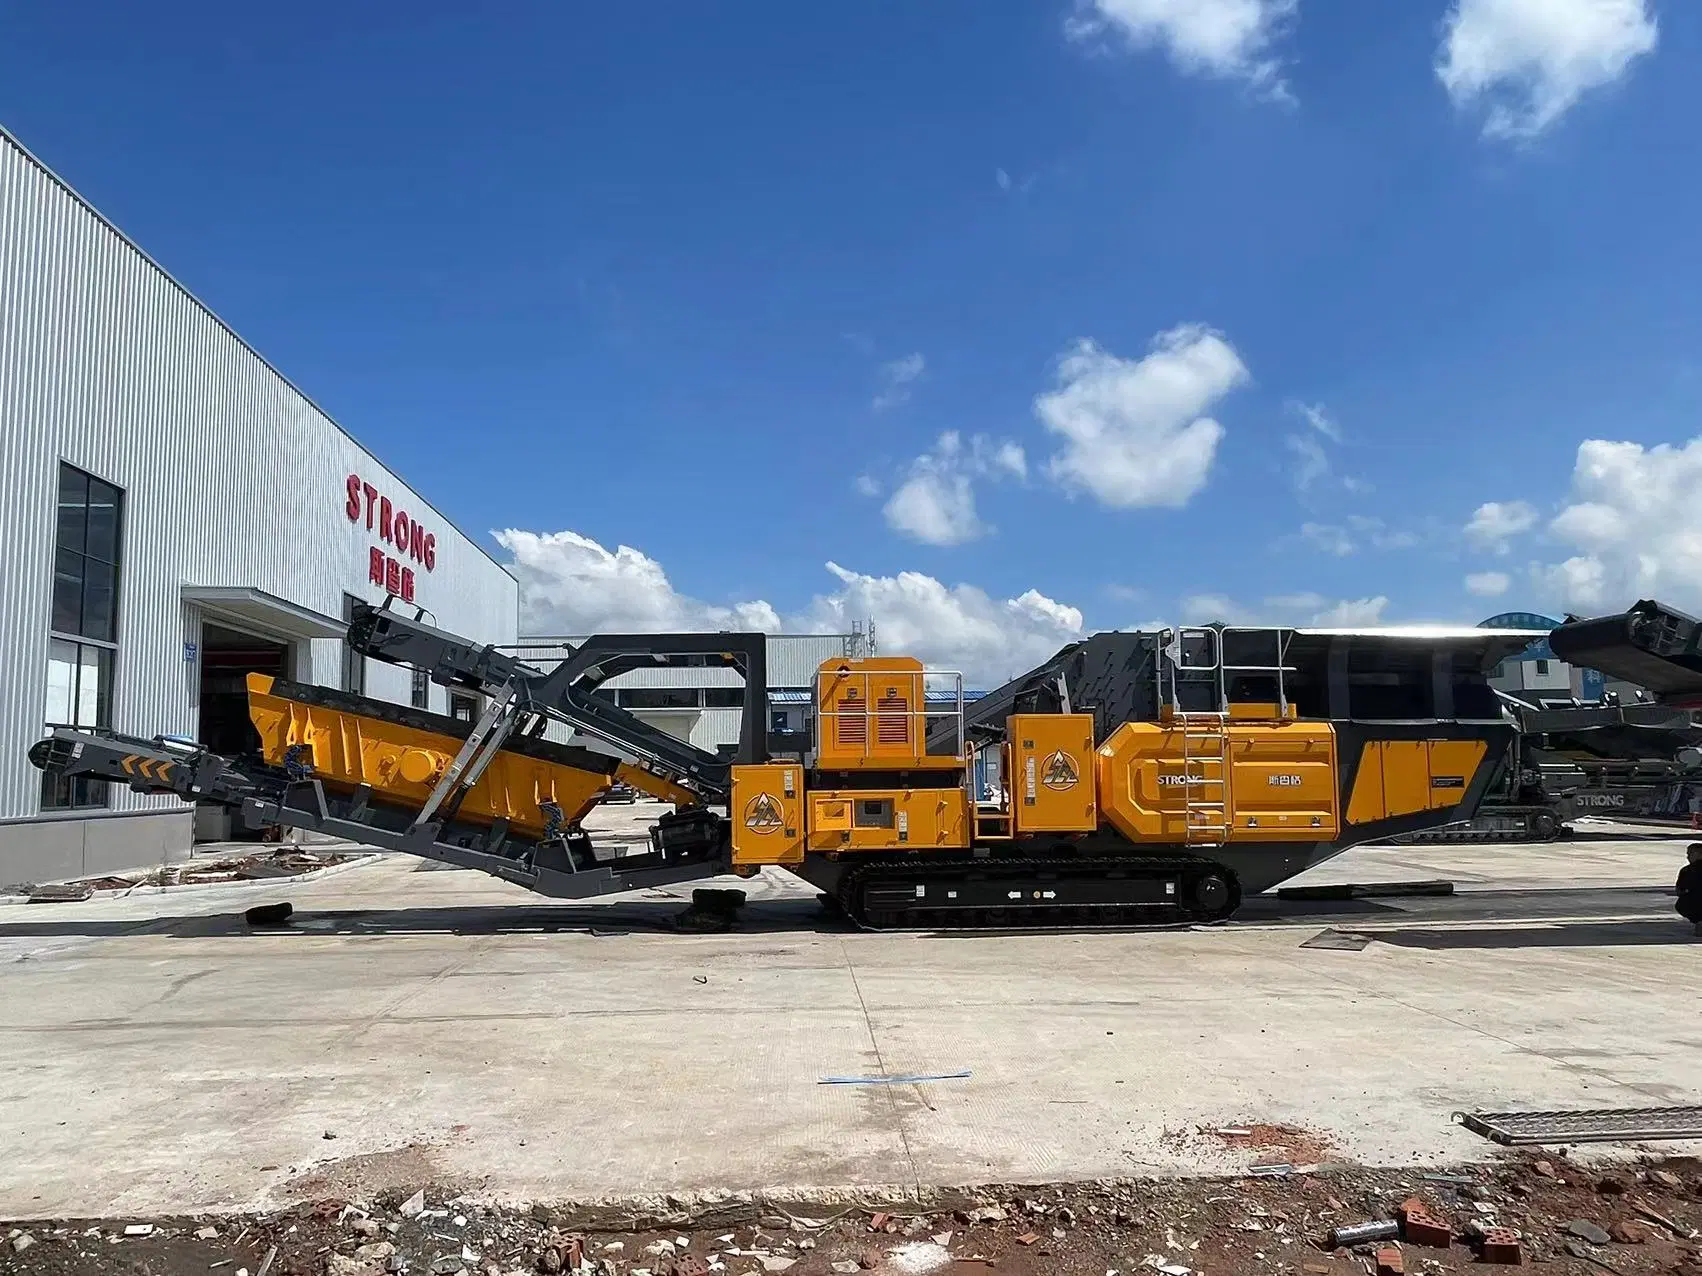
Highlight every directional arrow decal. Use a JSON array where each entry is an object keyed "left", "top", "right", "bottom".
[{"left": 121, "top": 755, "right": 140, "bottom": 777}]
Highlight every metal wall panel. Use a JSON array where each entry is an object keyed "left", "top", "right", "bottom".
[{"left": 0, "top": 129, "right": 518, "bottom": 822}]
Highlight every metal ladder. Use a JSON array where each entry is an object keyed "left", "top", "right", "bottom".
[{"left": 1177, "top": 710, "right": 1229, "bottom": 844}]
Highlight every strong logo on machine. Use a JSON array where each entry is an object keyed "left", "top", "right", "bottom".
[
  {"left": 743, "top": 792, "right": 784, "bottom": 832},
  {"left": 1041, "top": 750, "right": 1080, "bottom": 791}
]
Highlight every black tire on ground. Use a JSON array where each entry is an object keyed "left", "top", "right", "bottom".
[
  {"left": 244, "top": 902, "right": 294, "bottom": 928},
  {"left": 691, "top": 887, "right": 747, "bottom": 911}
]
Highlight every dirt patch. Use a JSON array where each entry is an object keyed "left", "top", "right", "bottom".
[
  {"left": 1210, "top": 1123, "right": 1337, "bottom": 1166},
  {"left": 284, "top": 1144, "right": 458, "bottom": 1205},
  {"left": 4, "top": 1154, "right": 1700, "bottom": 1276}
]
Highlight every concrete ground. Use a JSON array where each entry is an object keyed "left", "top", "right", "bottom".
[{"left": 0, "top": 803, "right": 1697, "bottom": 1220}]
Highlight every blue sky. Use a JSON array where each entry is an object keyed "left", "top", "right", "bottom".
[{"left": 6, "top": 0, "right": 1700, "bottom": 681}]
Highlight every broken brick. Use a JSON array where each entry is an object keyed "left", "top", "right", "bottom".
[
  {"left": 1608, "top": 1221, "right": 1647, "bottom": 1245},
  {"left": 1015, "top": 1233, "right": 1041, "bottom": 1246},
  {"left": 1480, "top": 1228, "right": 1523, "bottom": 1265},
  {"left": 1375, "top": 1245, "right": 1404, "bottom": 1276},
  {"left": 1401, "top": 1209, "right": 1453, "bottom": 1249},
  {"left": 868, "top": 1213, "right": 892, "bottom": 1233}
]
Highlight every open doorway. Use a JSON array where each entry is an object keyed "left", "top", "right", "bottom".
[{"left": 198, "top": 622, "right": 291, "bottom": 758}]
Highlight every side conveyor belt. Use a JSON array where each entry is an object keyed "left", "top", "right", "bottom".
[
  {"left": 27, "top": 726, "right": 730, "bottom": 901},
  {"left": 1550, "top": 600, "right": 1702, "bottom": 706}
]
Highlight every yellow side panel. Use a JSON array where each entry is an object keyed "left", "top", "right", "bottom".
[
  {"left": 1346, "top": 738, "right": 1490, "bottom": 824},
  {"left": 614, "top": 762, "right": 698, "bottom": 808},
  {"left": 805, "top": 788, "right": 970, "bottom": 853},
  {"left": 1345, "top": 742, "right": 1386, "bottom": 825},
  {"left": 245, "top": 674, "right": 609, "bottom": 839},
  {"left": 1226, "top": 724, "right": 1338, "bottom": 839},
  {"left": 1095, "top": 720, "right": 1338, "bottom": 844},
  {"left": 730, "top": 764, "right": 804, "bottom": 865},
  {"left": 1380, "top": 741, "right": 1431, "bottom": 817},
  {"left": 1427, "top": 739, "right": 1485, "bottom": 811},
  {"left": 1009, "top": 713, "right": 1098, "bottom": 834}
]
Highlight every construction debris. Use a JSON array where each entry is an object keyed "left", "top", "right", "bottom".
[{"left": 9, "top": 1155, "right": 1700, "bottom": 1276}]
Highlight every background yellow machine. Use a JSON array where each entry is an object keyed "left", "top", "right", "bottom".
[{"left": 32, "top": 602, "right": 1529, "bottom": 929}]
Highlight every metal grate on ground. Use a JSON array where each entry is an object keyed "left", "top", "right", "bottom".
[{"left": 1458, "top": 1106, "right": 1702, "bottom": 1145}]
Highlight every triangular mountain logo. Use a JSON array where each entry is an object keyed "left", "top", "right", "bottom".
[
  {"left": 744, "top": 792, "right": 784, "bottom": 831},
  {"left": 1041, "top": 749, "right": 1079, "bottom": 791}
]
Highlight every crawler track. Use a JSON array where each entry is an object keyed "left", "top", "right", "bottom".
[{"left": 836, "top": 854, "right": 1243, "bottom": 930}]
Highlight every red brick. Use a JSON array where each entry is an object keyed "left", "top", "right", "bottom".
[
  {"left": 1402, "top": 1210, "right": 1453, "bottom": 1249},
  {"left": 1480, "top": 1228, "right": 1523, "bottom": 1265},
  {"left": 1376, "top": 1245, "right": 1404, "bottom": 1276}
]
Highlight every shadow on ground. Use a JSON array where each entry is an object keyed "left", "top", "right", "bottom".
[
  {"left": 1368, "top": 919, "right": 1696, "bottom": 950},
  {"left": 0, "top": 883, "right": 1683, "bottom": 944}
]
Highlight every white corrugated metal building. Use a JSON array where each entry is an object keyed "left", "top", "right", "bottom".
[{"left": 0, "top": 126, "right": 519, "bottom": 882}]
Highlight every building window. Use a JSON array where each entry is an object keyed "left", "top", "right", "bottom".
[
  {"left": 43, "top": 463, "right": 124, "bottom": 811},
  {"left": 617, "top": 687, "right": 699, "bottom": 710},
  {"left": 342, "top": 594, "right": 366, "bottom": 696},
  {"left": 770, "top": 710, "right": 791, "bottom": 733},
  {"left": 703, "top": 688, "right": 744, "bottom": 709},
  {"left": 449, "top": 692, "right": 480, "bottom": 723},
  {"left": 410, "top": 666, "right": 429, "bottom": 710},
  {"left": 1535, "top": 659, "right": 1550, "bottom": 675}
]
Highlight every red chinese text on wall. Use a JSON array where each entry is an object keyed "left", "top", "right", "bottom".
[{"left": 345, "top": 474, "right": 436, "bottom": 604}]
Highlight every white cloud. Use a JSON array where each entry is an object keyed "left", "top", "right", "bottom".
[
  {"left": 873, "top": 352, "right": 926, "bottom": 411},
  {"left": 854, "top": 473, "right": 882, "bottom": 498},
  {"left": 495, "top": 529, "right": 783, "bottom": 635},
  {"left": 1036, "top": 325, "right": 1248, "bottom": 510},
  {"left": 1464, "top": 499, "right": 1539, "bottom": 553},
  {"left": 1283, "top": 400, "right": 1368, "bottom": 497},
  {"left": 1179, "top": 591, "right": 1390, "bottom": 627},
  {"left": 803, "top": 564, "right": 1084, "bottom": 686},
  {"left": 1295, "top": 514, "right": 1418, "bottom": 557},
  {"left": 1067, "top": 0, "right": 1298, "bottom": 97},
  {"left": 1312, "top": 596, "right": 1390, "bottom": 627},
  {"left": 1347, "top": 514, "right": 1419, "bottom": 550},
  {"left": 884, "top": 471, "right": 983, "bottom": 547},
  {"left": 882, "top": 431, "right": 1029, "bottom": 547},
  {"left": 498, "top": 529, "right": 1085, "bottom": 686},
  {"left": 1286, "top": 433, "right": 1331, "bottom": 493},
  {"left": 1294, "top": 401, "right": 1341, "bottom": 442},
  {"left": 1437, "top": 0, "right": 1658, "bottom": 139},
  {"left": 995, "top": 168, "right": 1012, "bottom": 191},
  {"left": 1533, "top": 437, "right": 1702, "bottom": 612},
  {"left": 1465, "top": 570, "right": 1511, "bottom": 597},
  {"left": 1299, "top": 522, "right": 1355, "bottom": 557}
]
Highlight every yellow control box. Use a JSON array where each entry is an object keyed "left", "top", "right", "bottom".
[
  {"left": 730, "top": 763, "right": 805, "bottom": 864},
  {"left": 1009, "top": 713, "right": 1098, "bottom": 834},
  {"left": 806, "top": 788, "right": 971, "bottom": 853}
]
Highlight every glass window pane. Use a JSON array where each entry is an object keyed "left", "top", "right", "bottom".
[
  {"left": 52, "top": 549, "right": 84, "bottom": 634},
  {"left": 45, "top": 639, "right": 76, "bottom": 726},
  {"left": 72, "top": 775, "right": 109, "bottom": 809},
  {"left": 80, "top": 558, "right": 117, "bottom": 643},
  {"left": 85, "top": 480, "right": 122, "bottom": 563},
  {"left": 56, "top": 465, "right": 87, "bottom": 554},
  {"left": 41, "top": 767, "right": 71, "bottom": 809},
  {"left": 93, "top": 646, "right": 113, "bottom": 727},
  {"left": 77, "top": 644, "right": 103, "bottom": 727}
]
